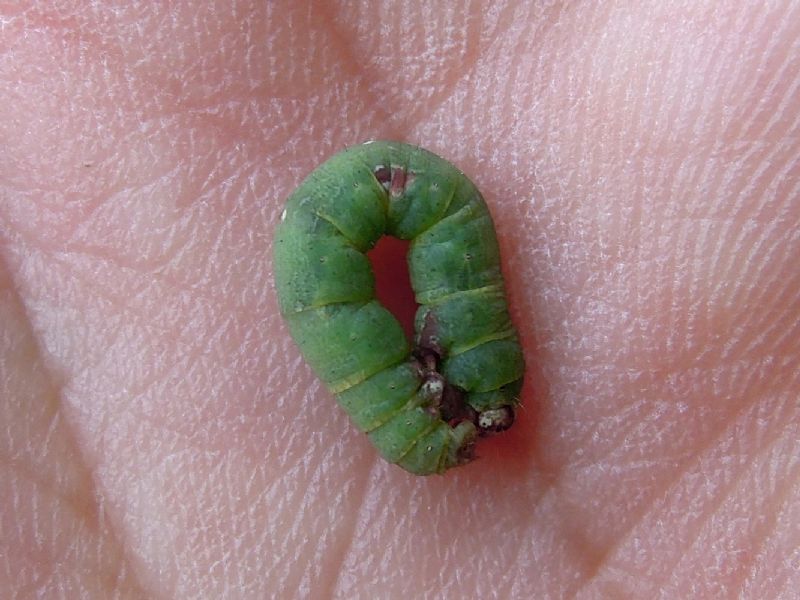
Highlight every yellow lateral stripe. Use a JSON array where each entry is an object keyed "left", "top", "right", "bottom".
[
  {"left": 417, "top": 283, "right": 504, "bottom": 306},
  {"left": 328, "top": 356, "right": 407, "bottom": 394},
  {"left": 448, "top": 329, "right": 517, "bottom": 357}
]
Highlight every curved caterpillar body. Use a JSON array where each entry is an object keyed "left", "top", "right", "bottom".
[{"left": 273, "top": 141, "right": 524, "bottom": 475}]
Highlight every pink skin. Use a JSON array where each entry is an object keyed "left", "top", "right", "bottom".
[{"left": 1, "top": 2, "right": 799, "bottom": 598}]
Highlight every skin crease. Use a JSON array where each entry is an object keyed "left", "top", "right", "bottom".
[{"left": 0, "top": 0, "right": 798, "bottom": 598}]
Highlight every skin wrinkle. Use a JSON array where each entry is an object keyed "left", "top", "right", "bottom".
[
  {"left": 578, "top": 389, "right": 798, "bottom": 596},
  {"left": 269, "top": 5, "right": 402, "bottom": 143},
  {"left": 15, "top": 234, "right": 289, "bottom": 457},
  {"left": 33, "top": 191, "right": 277, "bottom": 326},
  {"left": 277, "top": 456, "right": 365, "bottom": 598},
  {"left": 485, "top": 479, "right": 555, "bottom": 599},
  {"left": 325, "top": 458, "right": 377, "bottom": 600},
  {"left": 316, "top": 12, "right": 398, "bottom": 132},
  {"left": 7, "top": 17, "right": 348, "bottom": 592},
  {"left": 740, "top": 473, "right": 800, "bottom": 597},
  {"left": 743, "top": 500, "right": 800, "bottom": 598},
  {"left": 13, "top": 252, "right": 218, "bottom": 402},
  {"left": 0, "top": 259, "right": 152, "bottom": 598},
  {"left": 408, "top": 1, "right": 569, "bottom": 153},
  {"left": 326, "top": 1, "right": 488, "bottom": 128},
  {"left": 564, "top": 360, "right": 792, "bottom": 594},
  {"left": 668, "top": 404, "right": 793, "bottom": 569},
  {"left": 738, "top": 4, "right": 800, "bottom": 141},
  {"left": 505, "top": 492, "right": 585, "bottom": 597},
  {"left": 725, "top": 430, "right": 800, "bottom": 595},
  {"left": 736, "top": 275, "right": 799, "bottom": 361},
  {"left": 660, "top": 418, "right": 800, "bottom": 596}
]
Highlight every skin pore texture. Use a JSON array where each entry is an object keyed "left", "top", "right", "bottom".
[{"left": 1, "top": 1, "right": 798, "bottom": 598}]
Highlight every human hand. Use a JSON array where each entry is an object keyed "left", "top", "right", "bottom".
[{"left": 2, "top": 2, "right": 798, "bottom": 598}]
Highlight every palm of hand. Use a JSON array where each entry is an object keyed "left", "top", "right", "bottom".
[{"left": 1, "top": 2, "right": 798, "bottom": 598}]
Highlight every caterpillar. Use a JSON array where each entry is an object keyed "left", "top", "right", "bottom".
[{"left": 273, "top": 141, "right": 524, "bottom": 475}]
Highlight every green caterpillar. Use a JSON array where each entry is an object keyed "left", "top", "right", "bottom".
[{"left": 273, "top": 141, "right": 524, "bottom": 475}]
